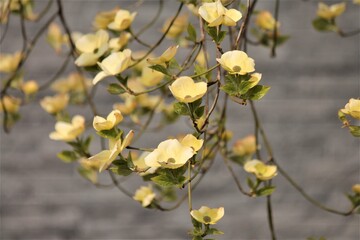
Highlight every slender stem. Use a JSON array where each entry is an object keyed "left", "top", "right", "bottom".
[
  {"left": 338, "top": 29, "right": 360, "bottom": 38},
  {"left": 135, "top": 0, "right": 164, "bottom": 37},
  {"left": 249, "top": 100, "right": 355, "bottom": 216},
  {"left": 128, "top": 28, "right": 152, "bottom": 48},
  {"left": 189, "top": 64, "right": 220, "bottom": 79},
  {"left": 271, "top": 0, "right": 280, "bottom": 57},
  {"left": 39, "top": 51, "right": 72, "bottom": 91},
  {"left": 128, "top": 2, "right": 184, "bottom": 68},
  {"left": 266, "top": 181, "right": 277, "bottom": 240},
  {"left": 126, "top": 146, "right": 154, "bottom": 152},
  {"left": 108, "top": 171, "right": 133, "bottom": 198},
  {"left": 188, "top": 161, "right": 193, "bottom": 212}
]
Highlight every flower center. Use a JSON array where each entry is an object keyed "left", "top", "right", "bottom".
[
  {"left": 232, "top": 65, "right": 241, "bottom": 72},
  {"left": 93, "top": 48, "right": 99, "bottom": 54},
  {"left": 203, "top": 216, "right": 211, "bottom": 223},
  {"left": 184, "top": 95, "right": 192, "bottom": 99},
  {"left": 167, "top": 158, "right": 176, "bottom": 163}
]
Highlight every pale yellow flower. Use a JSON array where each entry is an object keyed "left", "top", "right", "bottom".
[
  {"left": 93, "top": 7, "right": 119, "bottom": 30},
  {"left": 0, "top": 52, "right": 22, "bottom": 73},
  {"left": 113, "top": 97, "right": 137, "bottom": 115},
  {"left": 145, "top": 139, "right": 195, "bottom": 169},
  {"left": 216, "top": 50, "right": 255, "bottom": 75},
  {"left": 133, "top": 185, "right": 156, "bottom": 207},
  {"left": 147, "top": 45, "right": 178, "bottom": 66},
  {"left": 93, "top": 49, "right": 132, "bottom": 85},
  {"left": 244, "top": 159, "right": 277, "bottom": 181},
  {"left": 195, "top": 49, "right": 208, "bottom": 67},
  {"left": 75, "top": 29, "right": 109, "bottom": 67},
  {"left": 93, "top": 110, "right": 123, "bottom": 132},
  {"left": 40, "top": 93, "right": 69, "bottom": 114},
  {"left": 137, "top": 94, "right": 164, "bottom": 110},
  {"left": 9, "top": 0, "right": 37, "bottom": 21},
  {"left": 341, "top": 98, "right": 360, "bottom": 120},
  {"left": 88, "top": 130, "right": 134, "bottom": 172},
  {"left": 51, "top": 72, "right": 91, "bottom": 93},
  {"left": 354, "top": 0, "right": 360, "bottom": 5},
  {"left": 131, "top": 152, "right": 158, "bottom": 175},
  {"left": 352, "top": 184, "right": 360, "bottom": 194},
  {"left": 169, "top": 76, "right": 207, "bottom": 103},
  {"left": 198, "top": 0, "right": 242, "bottom": 27},
  {"left": 133, "top": 51, "right": 155, "bottom": 71},
  {"left": 21, "top": 80, "right": 39, "bottom": 95},
  {"left": 190, "top": 206, "right": 225, "bottom": 225},
  {"left": 109, "top": 32, "right": 131, "bottom": 51},
  {"left": 108, "top": 9, "right": 137, "bottom": 31},
  {"left": 317, "top": 2, "right": 346, "bottom": 20},
  {"left": 49, "top": 115, "right": 85, "bottom": 142},
  {"left": 140, "top": 66, "right": 164, "bottom": 87},
  {"left": 0, "top": 96, "right": 21, "bottom": 113},
  {"left": 47, "top": 23, "right": 68, "bottom": 54},
  {"left": 256, "top": 11, "right": 278, "bottom": 31},
  {"left": 162, "top": 15, "right": 188, "bottom": 39},
  {"left": 180, "top": 134, "right": 204, "bottom": 152},
  {"left": 233, "top": 135, "right": 257, "bottom": 156}
]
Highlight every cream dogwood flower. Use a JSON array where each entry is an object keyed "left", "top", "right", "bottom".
[
  {"left": 0, "top": 96, "right": 21, "bottom": 113},
  {"left": 40, "top": 93, "right": 69, "bottom": 114},
  {"left": 132, "top": 152, "right": 158, "bottom": 175},
  {"left": 317, "top": 2, "right": 346, "bottom": 20},
  {"left": 108, "top": 9, "right": 137, "bottom": 31},
  {"left": 162, "top": 15, "right": 188, "bottom": 39},
  {"left": 93, "top": 7, "right": 118, "bottom": 30},
  {"left": 216, "top": 50, "right": 255, "bottom": 75},
  {"left": 21, "top": 80, "right": 39, "bottom": 95},
  {"left": 169, "top": 76, "right": 207, "bottom": 103},
  {"left": 145, "top": 139, "right": 194, "bottom": 169},
  {"left": 93, "top": 49, "right": 132, "bottom": 85},
  {"left": 47, "top": 23, "right": 68, "bottom": 54},
  {"left": 147, "top": 45, "right": 178, "bottom": 66},
  {"left": 233, "top": 135, "right": 257, "bottom": 157},
  {"left": 133, "top": 185, "right": 156, "bottom": 207},
  {"left": 198, "top": 0, "right": 242, "bottom": 27},
  {"left": 75, "top": 29, "right": 109, "bottom": 67},
  {"left": 190, "top": 206, "right": 225, "bottom": 225},
  {"left": 244, "top": 159, "right": 277, "bottom": 181},
  {"left": 93, "top": 110, "right": 123, "bottom": 132},
  {"left": 0, "top": 52, "right": 22, "bottom": 73},
  {"left": 140, "top": 66, "right": 164, "bottom": 87},
  {"left": 180, "top": 134, "right": 204, "bottom": 152},
  {"left": 49, "top": 115, "right": 85, "bottom": 142},
  {"left": 256, "top": 11, "right": 278, "bottom": 31},
  {"left": 341, "top": 98, "right": 360, "bottom": 120},
  {"left": 109, "top": 32, "right": 131, "bottom": 51},
  {"left": 88, "top": 130, "right": 134, "bottom": 172}
]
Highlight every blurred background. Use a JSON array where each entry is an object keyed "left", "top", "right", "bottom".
[{"left": 1, "top": 0, "right": 359, "bottom": 239}]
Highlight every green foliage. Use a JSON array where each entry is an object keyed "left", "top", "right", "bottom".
[
  {"left": 107, "top": 83, "right": 126, "bottom": 95},
  {"left": 174, "top": 102, "right": 190, "bottom": 116},
  {"left": 312, "top": 18, "right": 337, "bottom": 32},
  {"left": 348, "top": 126, "right": 360, "bottom": 137},
  {"left": 78, "top": 167, "right": 97, "bottom": 184},
  {"left": 110, "top": 160, "right": 133, "bottom": 176},
  {"left": 149, "top": 64, "right": 170, "bottom": 76},
  {"left": 221, "top": 74, "right": 270, "bottom": 100},
  {"left": 205, "top": 26, "right": 226, "bottom": 44},
  {"left": 57, "top": 150, "right": 78, "bottom": 163},
  {"left": 256, "top": 186, "right": 276, "bottom": 197},
  {"left": 151, "top": 166, "right": 187, "bottom": 187},
  {"left": 186, "top": 23, "right": 197, "bottom": 42}
]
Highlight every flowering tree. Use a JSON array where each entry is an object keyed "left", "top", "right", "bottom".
[{"left": 1, "top": 0, "right": 359, "bottom": 239}]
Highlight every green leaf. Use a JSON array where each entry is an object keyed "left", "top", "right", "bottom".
[
  {"left": 78, "top": 167, "right": 97, "bottom": 184},
  {"left": 110, "top": 161, "right": 132, "bottom": 176},
  {"left": 206, "top": 228, "right": 224, "bottom": 235},
  {"left": 174, "top": 102, "right": 190, "bottom": 116},
  {"left": 151, "top": 168, "right": 187, "bottom": 187},
  {"left": 338, "top": 110, "right": 348, "bottom": 124},
  {"left": 216, "top": 31, "right": 226, "bottom": 44},
  {"left": 108, "top": 83, "right": 126, "bottom": 95},
  {"left": 57, "top": 150, "right": 78, "bottom": 163},
  {"left": 312, "top": 18, "right": 337, "bottom": 32},
  {"left": 257, "top": 186, "right": 276, "bottom": 196},
  {"left": 149, "top": 64, "right": 170, "bottom": 76},
  {"left": 187, "top": 23, "right": 197, "bottom": 42},
  {"left": 247, "top": 177, "right": 255, "bottom": 189},
  {"left": 349, "top": 126, "right": 360, "bottom": 137},
  {"left": 194, "top": 106, "right": 205, "bottom": 118},
  {"left": 243, "top": 85, "right": 270, "bottom": 100},
  {"left": 220, "top": 74, "right": 242, "bottom": 96},
  {"left": 276, "top": 35, "right": 290, "bottom": 46},
  {"left": 96, "top": 128, "right": 119, "bottom": 139}
]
